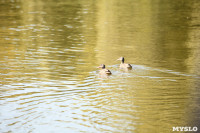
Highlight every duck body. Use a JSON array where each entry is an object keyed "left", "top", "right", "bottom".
[
  {"left": 120, "top": 63, "right": 132, "bottom": 70},
  {"left": 99, "top": 68, "right": 112, "bottom": 75},
  {"left": 117, "top": 57, "right": 132, "bottom": 70},
  {"left": 97, "top": 64, "right": 112, "bottom": 76}
]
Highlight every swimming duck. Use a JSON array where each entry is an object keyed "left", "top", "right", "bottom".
[
  {"left": 97, "top": 64, "right": 112, "bottom": 75},
  {"left": 117, "top": 57, "right": 132, "bottom": 70}
]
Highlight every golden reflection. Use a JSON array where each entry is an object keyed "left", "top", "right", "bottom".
[{"left": 95, "top": 0, "right": 156, "bottom": 66}]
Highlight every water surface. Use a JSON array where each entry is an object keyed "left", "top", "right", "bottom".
[{"left": 0, "top": 0, "right": 200, "bottom": 133}]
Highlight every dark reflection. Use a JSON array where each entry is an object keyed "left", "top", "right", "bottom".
[
  {"left": 0, "top": 1, "right": 21, "bottom": 27},
  {"left": 95, "top": 0, "right": 196, "bottom": 72},
  {"left": 154, "top": 0, "right": 194, "bottom": 72}
]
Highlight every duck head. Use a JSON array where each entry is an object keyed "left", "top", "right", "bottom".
[
  {"left": 117, "top": 57, "right": 125, "bottom": 63},
  {"left": 97, "top": 64, "right": 106, "bottom": 69}
]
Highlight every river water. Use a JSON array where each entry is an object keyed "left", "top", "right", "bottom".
[{"left": 0, "top": 0, "right": 200, "bottom": 133}]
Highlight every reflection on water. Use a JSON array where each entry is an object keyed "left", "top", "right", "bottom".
[{"left": 0, "top": 0, "right": 200, "bottom": 132}]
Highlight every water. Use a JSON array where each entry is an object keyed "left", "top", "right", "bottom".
[{"left": 0, "top": 0, "right": 200, "bottom": 133}]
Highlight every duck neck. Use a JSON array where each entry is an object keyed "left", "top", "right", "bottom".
[{"left": 121, "top": 58, "right": 124, "bottom": 64}]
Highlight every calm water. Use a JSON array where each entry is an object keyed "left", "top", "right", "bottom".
[{"left": 0, "top": 0, "right": 200, "bottom": 133}]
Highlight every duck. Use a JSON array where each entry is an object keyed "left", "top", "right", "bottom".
[
  {"left": 117, "top": 57, "right": 132, "bottom": 70},
  {"left": 97, "top": 64, "right": 112, "bottom": 75}
]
